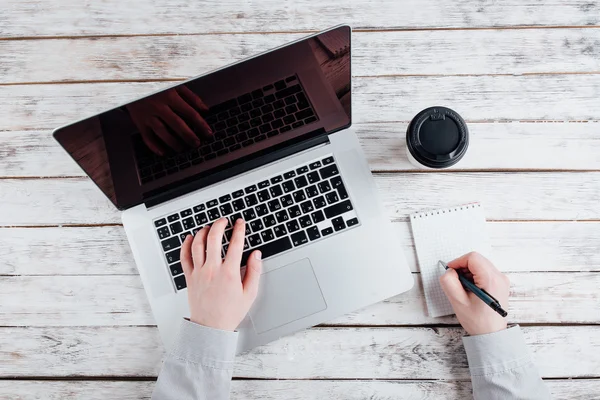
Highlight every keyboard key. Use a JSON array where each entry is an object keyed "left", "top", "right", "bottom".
[
  {"left": 293, "top": 190, "right": 306, "bottom": 203},
  {"left": 347, "top": 217, "right": 359, "bottom": 227},
  {"left": 330, "top": 176, "right": 343, "bottom": 189},
  {"left": 238, "top": 93, "right": 252, "bottom": 104},
  {"left": 318, "top": 181, "right": 331, "bottom": 193},
  {"left": 299, "top": 215, "right": 312, "bottom": 228},
  {"left": 256, "top": 203, "right": 269, "bottom": 217},
  {"left": 275, "top": 84, "right": 301, "bottom": 99},
  {"left": 207, "top": 208, "right": 221, "bottom": 221},
  {"left": 240, "top": 236, "right": 293, "bottom": 266},
  {"left": 263, "top": 214, "right": 277, "bottom": 228},
  {"left": 282, "top": 181, "right": 295, "bottom": 193},
  {"left": 179, "top": 231, "right": 191, "bottom": 243},
  {"left": 270, "top": 175, "right": 283, "bottom": 184},
  {"left": 250, "top": 219, "right": 264, "bottom": 233},
  {"left": 268, "top": 199, "right": 282, "bottom": 212},
  {"left": 174, "top": 274, "right": 187, "bottom": 290},
  {"left": 182, "top": 217, "right": 195, "bottom": 230},
  {"left": 193, "top": 204, "right": 206, "bottom": 213},
  {"left": 304, "top": 116, "right": 317, "bottom": 124},
  {"left": 168, "top": 213, "right": 180, "bottom": 222},
  {"left": 258, "top": 180, "right": 270, "bottom": 189},
  {"left": 207, "top": 199, "right": 219, "bottom": 208},
  {"left": 165, "top": 249, "right": 180, "bottom": 264},
  {"left": 295, "top": 108, "right": 314, "bottom": 120},
  {"left": 283, "top": 115, "right": 296, "bottom": 125},
  {"left": 192, "top": 227, "right": 201, "bottom": 236},
  {"left": 252, "top": 89, "right": 264, "bottom": 99},
  {"left": 285, "top": 95, "right": 297, "bottom": 105},
  {"left": 161, "top": 236, "right": 180, "bottom": 251},
  {"left": 259, "top": 123, "right": 271, "bottom": 134},
  {"left": 288, "top": 205, "right": 302, "bottom": 218},
  {"left": 155, "top": 218, "right": 167, "bottom": 227},
  {"left": 300, "top": 200, "right": 314, "bottom": 214},
  {"left": 324, "top": 200, "right": 354, "bottom": 219},
  {"left": 291, "top": 230, "right": 308, "bottom": 246},
  {"left": 248, "top": 233, "right": 262, "bottom": 247},
  {"left": 271, "top": 118, "right": 284, "bottom": 129},
  {"left": 322, "top": 227, "right": 334, "bottom": 236},
  {"left": 313, "top": 196, "right": 327, "bottom": 209},
  {"left": 286, "top": 219, "right": 300, "bottom": 233},
  {"left": 307, "top": 171, "right": 320, "bottom": 184},
  {"left": 337, "top": 183, "right": 349, "bottom": 200},
  {"left": 286, "top": 75, "right": 297, "bottom": 82},
  {"left": 220, "top": 203, "right": 233, "bottom": 216},
  {"left": 322, "top": 156, "right": 334, "bottom": 165},
  {"left": 292, "top": 121, "right": 304, "bottom": 129},
  {"left": 231, "top": 213, "right": 243, "bottom": 225},
  {"left": 169, "top": 262, "right": 183, "bottom": 276},
  {"left": 305, "top": 185, "right": 319, "bottom": 198},
  {"left": 219, "top": 194, "right": 232, "bottom": 203},
  {"left": 245, "top": 194, "right": 258, "bottom": 207},
  {"left": 242, "top": 139, "right": 254, "bottom": 147},
  {"left": 294, "top": 175, "right": 308, "bottom": 188},
  {"left": 275, "top": 210, "right": 289, "bottom": 223},
  {"left": 232, "top": 199, "right": 246, "bottom": 212},
  {"left": 245, "top": 185, "right": 257, "bottom": 194},
  {"left": 280, "top": 126, "right": 292, "bottom": 133},
  {"left": 325, "top": 191, "right": 339, "bottom": 204},
  {"left": 283, "top": 171, "right": 296, "bottom": 179},
  {"left": 332, "top": 217, "right": 346, "bottom": 231},
  {"left": 170, "top": 221, "right": 183, "bottom": 235},
  {"left": 269, "top": 184, "right": 283, "bottom": 197},
  {"left": 281, "top": 194, "right": 294, "bottom": 207},
  {"left": 274, "top": 80, "right": 286, "bottom": 91},
  {"left": 305, "top": 226, "right": 320, "bottom": 242},
  {"left": 319, "top": 164, "right": 339, "bottom": 179},
  {"left": 195, "top": 212, "right": 208, "bottom": 225},
  {"left": 261, "top": 228, "right": 275, "bottom": 243},
  {"left": 309, "top": 161, "right": 322, "bottom": 170},
  {"left": 243, "top": 208, "right": 257, "bottom": 221},
  {"left": 273, "top": 224, "right": 288, "bottom": 238},
  {"left": 157, "top": 227, "right": 170, "bottom": 240},
  {"left": 257, "top": 189, "right": 270, "bottom": 202},
  {"left": 296, "top": 165, "right": 309, "bottom": 174},
  {"left": 311, "top": 210, "right": 325, "bottom": 223},
  {"left": 245, "top": 225, "right": 252, "bottom": 235}
]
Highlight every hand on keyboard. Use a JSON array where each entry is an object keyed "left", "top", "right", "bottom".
[
  {"left": 126, "top": 85, "right": 213, "bottom": 156},
  {"left": 180, "top": 217, "right": 262, "bottom": 331}
]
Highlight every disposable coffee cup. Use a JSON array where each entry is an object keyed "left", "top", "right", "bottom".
[{"left": 406, "top": 106, "right": 469, "bottom": 170}]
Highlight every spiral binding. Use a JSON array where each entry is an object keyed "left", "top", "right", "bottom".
[{"left": 410, "top": 203, "right": 481, "bottom": 219}]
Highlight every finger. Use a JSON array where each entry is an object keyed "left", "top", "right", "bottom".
[
  {"left": 177, "top": 86, "right": 209, "bottom": 112},
  {"left": 447, "top": 251, "right": 497, "bottom": 290},
  {"left": 159, "top": 106, "right": 201, "bottom": 147},
  {"left": 225, "top": 218, "right": 246, "bottom": 267},
  {"left": 139, "top": 126, "right": 165, "bottom": 156},
  {"left": 439, "top": 268, "right": 470, "bottom": 306},
  {"left": 180, "top": 234, "right": 194, "bottom": 276},
  {"left": 191, "top": 226, "right": 210, "bottom": 267},
  {"left": 171, "top": 93, "right": 213, "bottom": 137},
  {"left": 150, "top": 118, "right": 184, "bottom": 152},
  {"left": 243, "top": 250, "right": 262, "bottom": 301},
  {"left": 205, "top": 218, "right": 228, "bottom": 265}
]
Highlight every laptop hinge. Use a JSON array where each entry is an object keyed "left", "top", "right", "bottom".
[{"left": 144, "top": 129, "right": 329, "bottom": 209}]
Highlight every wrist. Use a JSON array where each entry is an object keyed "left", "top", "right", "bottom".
[{"left": 466, "top": 320, "right": 507, "bottom": 336}]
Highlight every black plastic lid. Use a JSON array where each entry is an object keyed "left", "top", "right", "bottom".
[{"left": 406, "top": 106, "right": 469, "bottom": 168}]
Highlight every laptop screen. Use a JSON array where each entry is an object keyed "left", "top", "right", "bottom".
[{"left": 54, "top": 26, "right": 351, "bottom": 210}]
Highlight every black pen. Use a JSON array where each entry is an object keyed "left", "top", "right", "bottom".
[{"left": 438, "top": 260, "right": 508, "bottom": 317}]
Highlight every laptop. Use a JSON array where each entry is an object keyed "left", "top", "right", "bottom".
[{"left": 53, "top": 25, "right": 414, "bottom": 353}]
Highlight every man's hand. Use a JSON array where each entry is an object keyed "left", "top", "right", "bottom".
[
  {"left": 180, "top": 218, "right": 262, "bottom": 331},
  {"left": 439, "top": 252, "right": 509, "bottom": 336}
]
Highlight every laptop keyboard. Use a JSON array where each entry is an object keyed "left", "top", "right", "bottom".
[
  {"left": 153, "top": 155, "right": 360, "bottom": 291},
  {"left": 135, "top": 75, "right": 319, "bottom": 184}
]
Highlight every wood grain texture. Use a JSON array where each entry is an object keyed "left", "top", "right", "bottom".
[
  {"left": 2, "top": 0, "right": 599, "bottom": 38},
  {"left": 3, "top": 29, "right": 600, "bottom": 84},
  {"left": 3, "top": 272, "right": 598, "bottom": 326},
  {"left": 2, "top": 172, "right": 597, "bottom": 225},
  {"left": 2, "top": 326, "right": 599, "bottom": 379},
  {"left": 4, "top": 222, "right": 599, "bottom": 276},
  {"left": 3, "top": 122, "right": 600, "bottom": 178},
  {"left": 3, "top": 379, "right": 599, "bottom": 400},
  {"left": 2, "top": 74, "right": 599, "bottom": 131}
]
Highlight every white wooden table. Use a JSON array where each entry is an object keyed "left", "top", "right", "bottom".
[{"left": 2, "top": 1, "right": 599, "bottom": 398}]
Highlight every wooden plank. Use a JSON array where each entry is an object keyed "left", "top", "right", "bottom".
[
  {"left": 1, "top": 326, "right": 598, "bottom": 378},
  {"left": 3, "top": 379, "right": 598, "bottom": 400},
  {"left": 3, "top": 29, "right": 600, "bottom": 84},
  {"left": 2, "top": 273, "right": 598, "bottom": 326},
  {"left": 1, "top": 172, "right": 597, "bottom": 225},
  {"left": 1, "top": 74, "right": 599, "bottom": 131},
  {"left": 3, "top": 123, "right": 600, "bottom": 178},
  {"left": 2, "top": 0, "right": 599, "bottom": 38},
  {"left": 3, "top": 222, "right": 599, "bottom": 276}
]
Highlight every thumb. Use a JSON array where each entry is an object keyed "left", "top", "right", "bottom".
[
  {"left": 439, "top": 268, "right": 469, "bottom": 307},
  {"left": 243, "top": 250, "right": 262, "bottom": 302}
]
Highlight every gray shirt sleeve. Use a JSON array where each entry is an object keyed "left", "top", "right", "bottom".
[
  {"left": 151, "top": 319, "right": 238, "bottom": 400},
  {"left": 463, "top": 325, "right": 551, "bottom": 399}
]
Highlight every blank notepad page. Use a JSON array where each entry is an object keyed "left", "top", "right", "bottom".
[{"left": 410, "top": 203, "right": 491, "bottom": 318}]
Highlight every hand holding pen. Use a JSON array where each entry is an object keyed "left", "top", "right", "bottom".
[{"left": 439, "top": 252, "right": 510, "bottom": 336}]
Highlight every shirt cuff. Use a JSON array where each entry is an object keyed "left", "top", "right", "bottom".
[
  {"left": 462, "top": 325, "right": 533, "bottom": 377},
  {"left": 168, "top": 319, "right": 239, "bottom": 370}
]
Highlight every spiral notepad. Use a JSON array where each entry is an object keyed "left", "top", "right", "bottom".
[{"left": 410, "top": 203, "right": 491, "bottom": 318}]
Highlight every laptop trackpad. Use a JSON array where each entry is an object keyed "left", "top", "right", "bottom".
[{"left": 249, "top": 258, "right": 327, "bottom": 334}]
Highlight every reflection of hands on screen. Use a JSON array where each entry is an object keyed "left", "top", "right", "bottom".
[{"left": 126, "top": 86, "right": 213, "bottom": 156}]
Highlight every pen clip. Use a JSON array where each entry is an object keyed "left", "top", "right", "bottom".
[{"left": 480, "top": 288, "right": 500, "bottom": 304}]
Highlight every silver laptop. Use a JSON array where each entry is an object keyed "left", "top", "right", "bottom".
[{"left": 53, "top": 25, "right": 414, "bottom": 353}]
